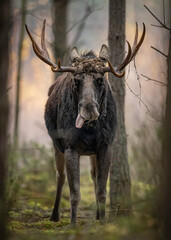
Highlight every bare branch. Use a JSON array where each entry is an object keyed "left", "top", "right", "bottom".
[
  {"left": 125, "top": 75, "right": 164, "bottom": 122},
  {"left": 144, "top": 4, "right": 171, "bottom": 30},
  {"left": 144, "top": 5, "right": 164, "bottom": 26},
  {"left": 163, "top": 0, "right": 166, "bottom": 25},
  {"left": 6, "top": 86, "right": 12, "bottom": 92},
  {"left": 151, "top": 46, "right": 168, "bottom": 58},
  {"left": 66, "top": 1, "right": 102, "bottom": 34},
  {"left": 145, "top": 97, "right": 164, "bottom": 122},
  {"left": 124, "top": 57, "right": 160, "bottom": 119},
  {"left": 151, "top": 24, "right": 164, "bottom": 28},
  {"left": 162, "top": 71, "right": 167, "bottom": 79},
  {"left": 125, "top": 63, "right": 131, "bottom": 81},
  {"left": 126, "top": 80, "right": 163, "bottom": 122},
  {"left": 141, "top": 74, "right": 167, "bottom": 86},
  {"left": 125, "top": 79, "right": 151, "bottom": 113},
  {"left": 66, "top": 8, "right": 91, "bottom": 33},
  {"left": 133, "top": 58, "right": 141, "bottom": 101},
  {"left": 71, "top": 11, "right": 88, "bottom": 46},
  {"left": 0, "top": 86, "right": 12, "bottom": 94},
  {"left": 27, "top": 12, "right": 51, "bottom": 27}
]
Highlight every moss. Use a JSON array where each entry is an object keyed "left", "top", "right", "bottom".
[
  {"left": 7, "top": 141, "right": 159, "bottom": 239},
  {"left": 9, "top": 221, "right": 26, "bottom": 232},
  {"left": 9, "top": 211, "right": 20, "bottom": 219},
  {"left": 26, "top": 220, "right": 58, "bottom": 230}
]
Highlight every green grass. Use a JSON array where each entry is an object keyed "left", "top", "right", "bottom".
[{"left": 7, "top": 142, "right": 160, "bottom": 240}]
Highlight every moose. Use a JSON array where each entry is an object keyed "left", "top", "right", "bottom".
[{"left": 25, "top": 20, "right": 145, "bottom": 225}]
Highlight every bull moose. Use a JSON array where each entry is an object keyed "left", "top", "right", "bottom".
[{"left": 25, "top": 20, "right": 145, "bottom": 225}]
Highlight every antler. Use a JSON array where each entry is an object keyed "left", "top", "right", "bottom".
[
  {"left": 25, "top": 19, "right": 76, "bottom": 73},
  {"left": 103, "top": 22, "right": 146, "bottom": 77}
]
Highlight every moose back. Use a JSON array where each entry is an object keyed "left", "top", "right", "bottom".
[{"left": 25, "top": 20, "right": 145, "bottom": 225}]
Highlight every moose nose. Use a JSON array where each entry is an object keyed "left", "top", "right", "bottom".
[
  {"left": 85, "top": 102, "right": 98, "bottom": 111},
  {"left": 78, "top": 100, "right": 98, "bottom": 110}
]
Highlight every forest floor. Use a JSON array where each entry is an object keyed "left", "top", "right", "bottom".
[{"left": 7, "top": 142, "right": 161, "bottom": 240}]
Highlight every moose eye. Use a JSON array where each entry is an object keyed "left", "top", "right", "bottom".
[
  {"left": 74, "top": 78, "right": 81, "bottom": 87},
  {"left": 96, "top": 78, "right": 104, "bottom": 85}
]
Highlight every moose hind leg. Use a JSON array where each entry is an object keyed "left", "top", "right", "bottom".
[
  {"left": 50, "top": 148, "right": 65, "bottom": 222},
  {"left": 65, "top": 149, "right": 80, "bottom": 225},
  {"left": 90, "top": 155, "right": 99, "bottom": 220}
]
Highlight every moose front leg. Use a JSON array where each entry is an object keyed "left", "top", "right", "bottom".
[
  {"left": 96, "top": 145, "right": 112, "bottom": 222},
  {"left": 65, "top": 149, "right": 80, "bottom": 225},
  {"left": 50, "top": 147, "right": 65, "bottom": 222}
]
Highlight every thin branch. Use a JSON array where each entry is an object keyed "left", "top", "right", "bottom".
[
  {"left": 71, "top": 10, "right": 88, "bottom": 46},
  {"left": 125, "top": 63, "right": 131, "bottom": 81},
  {"left": 70, "top": 1, "right": 104, "bottom": 47},
  {"left": 151, "top": 46, "right": 168, "bottom": 58},
  {"left": 27, "top": 12, "right": 51, "bottom": 27},
  {"left": 141, "top": 74, "right": 167, "bottom": 86},
  {"left": 151, "top": 24, "right": 164, "bottom": 28},
  {"left": 66, "top": 1, "right": 102, "bottom": 34},
  {"left": 124, "top": 57, "right": 159, "bottom": 120},
  {"left": 144, "top": 5, "right": 164, "bottom": 26},
  {"left": 125, "top": 79, "right": 151, "bottom": 113},
  {"left": 66, "top": 8, "right": 91, "bottom": 33},
  {"left": 133, "top": 58, "right": 142, "bottom": 102},
  {"left": 125, "top": 77, "right": 163, "bottom": 122},
  {"left": 0, "top": 86, "right": 12, "bottom": 94},
  {"left": 162, "top": 71, "right": 167, "bottom": 79},
  {"left": 145, "top": 96, "right": 164, "bottom": 122},
  {"left": 144, "top": 4, "right": 171, "bottom": 30},
  {"left": 6, "top": 86, "right": 12, "bottom": 92},
  {"left": 163, "top": 0, "right": 166, "bottom": 25}
]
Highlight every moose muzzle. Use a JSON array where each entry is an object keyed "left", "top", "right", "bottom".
[{"left": 75, "top": 100, "right": 100, "bottom": 128}]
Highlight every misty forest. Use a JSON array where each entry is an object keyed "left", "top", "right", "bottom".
[{"left": 0, "top": 0, "right": 171, "bottom": 239}]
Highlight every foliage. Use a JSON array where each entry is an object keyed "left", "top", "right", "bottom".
[
  {"left": 7, "top": 141, "right": 160, "bottom": 239},
  {"left": 129, "top": 122, "right": 162, "bottom": 185},
  {"left": 6, "top": 143, "right": 22, "bottom": 210}
]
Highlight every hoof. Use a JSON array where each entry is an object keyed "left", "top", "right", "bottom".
[
  {"left": 50, "top": 214, "right": 59, "bottom": 222},
  {"left": 96, "top": 210, "right": 100, "bottom": 220}
]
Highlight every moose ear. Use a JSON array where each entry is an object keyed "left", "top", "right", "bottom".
[
  {"left": 69, "top": 47, "right": 80, "bottom": 61},
  {"left": 99, "top": 44, "right": 110, "bottom": 61}
]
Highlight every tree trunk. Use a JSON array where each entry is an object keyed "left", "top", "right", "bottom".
[
  {"left": 162, "top": 9, "right": 171, "bottom": 240},
  {"left": 52, "top": 0, "right": 68, "bottom": 80},
  {"left": 0, "top": 0, "right": 10, "bottom": 239},
  {"left": 108, "top": 0, "right": 132, "bottom": 218},
  {"left": 14, "top": 0, "right": 27, "bottom": 144}
]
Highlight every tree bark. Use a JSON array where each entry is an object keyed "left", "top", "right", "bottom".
[
  {"left": 14, "top": 0, "right": 27, "bottom": 144},
  {"left": 162, "top": 9, "right": 171, "bottom": 240},
  {"left": 0, "top": 0, "right": 10, "bottom": 239},
  {"left": 108, "top": 0, "right": 132, "bottom": 217},
  {"left": 52, "top": 0, "right": 68, "bottom": 80}
]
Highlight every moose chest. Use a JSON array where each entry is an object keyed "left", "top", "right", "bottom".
[{"left": 73, "top": 124, "right": 102, "bottom": 155}]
